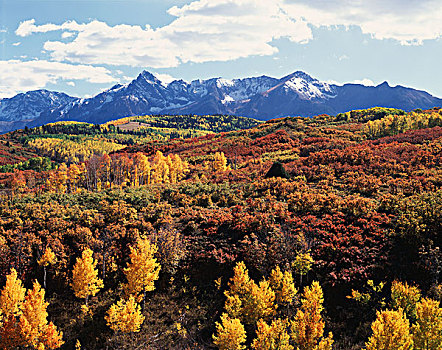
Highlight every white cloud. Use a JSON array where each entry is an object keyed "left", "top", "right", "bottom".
[
  {"left": 66, "top": 81, "right": 75, "bottom": 86},
  {"left": 13, "top": 0, "right": 442, "bottom": 70},
  {"left": 325, "top": 78, "right": 376, "bottom": 86},
  {"left": 12, "top": 42, "right": 21, "bottom": 46},
  {"left": 153, "top": 73, "right": 176, "bottom": 85},
  {"left": 16, "top": 19, "right": 86, "bottom": 37},
  {"left": 282, "top": 0, "right": 442, "bottom": 45},
  {"left": 15, "top": 2, "right": 312, "bottom": 68},
  {"left": 0, "top": 60, "right": 116, "bottom": 98},
  {"left": 350, "top": 79, "right": 375, "bottom": 86},
  {"left": 61, "top": 31, "right": 75, "bottom": 39}
]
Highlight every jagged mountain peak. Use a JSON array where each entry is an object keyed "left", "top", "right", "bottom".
[
  {"left": 377, "top": 81, "right": 391, "bottom": 88},
  {"left": 137, "top": 70, "right": 161, "bottom": 82},
  {"left": 281, "top": 71, "right": 316, "bottom": 83}
]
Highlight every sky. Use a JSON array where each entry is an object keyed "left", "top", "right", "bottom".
[{"left": 0, "top": 0, "right": 441, "bottom": 99}]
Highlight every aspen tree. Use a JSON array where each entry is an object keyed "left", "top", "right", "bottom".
[
  {"left": 291, "top": 281, "right": 333, "bottom": 350},
  {"left": 224, "top": 262, "right": 275, "bottom": 325},
  {"left": 213, "top": 313, "right": 246, "bottom": 350},
  {"left": 365, "top": 309, "right": 413, "bottom": 350},
  {"left": 71, "top": 249, "right": 103, "bottom": 306},
  {"left": 123, "top": 238, "right": 160, "bottom": 309},
  {"left": 293, "top": 252, "right": 313, "bottom": 286},
  {"left": 55, "top": 163, "right": 68, "bottom": 193},
  {"left": 269, "top": 266, "right": 297, "bottom": 306},
  {"left": 105, "top": 296, "right": 145, "bottom": 333},
  {"left": 0, "top": 268, "right": 26, "bottom": 349},
  {"left": 19, "top": 281, "right": 64, "bottom": 349},
  {"left": 38, "top": 247, "right": 56, "bottom": 290},
  {"left": 391, "top": 280, "right": 421, "bottom": 321},
  {"left": 412, "top": 298, "right": 442, "bottom": 350},
  {"left": 252, "top": 318, "right": 293, "bottom": 350},
  {"left": 213, "top": 152, "right": 228, "bottom": 172},
  {"left": 0, "top": 268, "right": 26, "bottom": 317}
]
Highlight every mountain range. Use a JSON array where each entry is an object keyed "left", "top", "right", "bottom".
[{"left": 1, "top": 70, "right": 441, "bottom": 133}]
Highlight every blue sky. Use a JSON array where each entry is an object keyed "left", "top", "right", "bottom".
[{"left": 0, "top": 0, "right": 441, "bottom": 98}]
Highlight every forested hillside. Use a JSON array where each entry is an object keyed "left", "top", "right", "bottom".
[{"left": 0, "top": 107, "right": 441, "bottom": 349}]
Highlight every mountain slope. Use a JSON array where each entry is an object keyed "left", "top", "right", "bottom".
[
  {"left": 1, "top": 70, "right": 441, "bottom": 132},
  {"left": 0, "top": 90, "right": 77, "bottom": 133}
]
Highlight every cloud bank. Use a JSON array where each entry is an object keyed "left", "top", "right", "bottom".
[
  {"left": 0, "top": 60, "right": 116, "bottom": 98},
  {"left": 15, "top": 0, "right": 442, "bottom": 70}
]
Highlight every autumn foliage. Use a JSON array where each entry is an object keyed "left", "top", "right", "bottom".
[{"left": 0, "top": 108, "right": 441, "bottom": 348}]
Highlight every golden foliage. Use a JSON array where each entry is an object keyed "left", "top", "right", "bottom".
[
  {"left": 123, "top": 238, "right": 161, "bottom": 301},
  {"left": 269, "top": 266, "right": 297, "bottom": 306},
  {"left": 29, "top": 138, "right": 125, "bottom": 164},
  {"left": 365, "top": 110, "right": 442, "bottom": 138},
  {"left": 38, "top": 247, "right": 56, "bottom": 267},
  {"left": 71, "top": 248, "right": 103, "bottom": 303},
  {"left": 291, "top": 281, "right": 333, "bottom": 350},
  {"left": 412, "top": 298, "right": 442, "bottom": 350},
  {"left": 19, "top": 281, "right": 64, "bottom": 349},
  {"left": 252, "top": 318, "right": 293, "bottom": 350},
  {"left": 213, "top": 313, "right": 246, "bottom": 350},
  {"left": 105, "top": 296, "right": 145, "bottom": 333},
  {"left": 365, "top": 309, "right": 413, "bottom": 350},
  {"left": 0, "top": 268, "right": 26, "bottom": 317},
  {"left": 292, "top": 252, "right": 314, "bottom": 277},
  {"left": 391, "top": 280, "right": 421, "bottom": 320},
  {"left": 213, "top": 152, "right": 228, "bottom": 172},
  {"left": 0, "top": 268, "right": 27, "bottom": 349},
  {"left": 224, "top": 262, "right": 275, "bottom": 325}
]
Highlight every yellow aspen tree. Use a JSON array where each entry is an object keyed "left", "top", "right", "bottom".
[
  {"left": 105, "top": 296, "right": 145, "bottom": 333},
  {"left": 246, "top": 279, "right": 276, "bottom": 325},
  {"left": 0, "top": 268, "right": 26, "bottom": 317},
  {"left": 38, "top": 247, "right": 56, "bottom": 290},
  {"left": 224, "top": 262, "right": 275, "bottom": 325},
  {"left": 132, "top": 165, "right": 139, "bottom": 187},
  {"left": 166, "top": 155, "right": 176, "bottom": 183},
  {"left": 134, "top": 153, "right": 150, "bottom": 185},
  {"left": 224, "top": 261, "right": 255, "bottom": 321},
  {"left": 151, "top": 151, "right": 169, "bottom": 183},
  {"left": 291, "top": 281, "right": 333, "bottom": 350},
  {"left": 391, "top": 280, "right": 421, "bottom": 320},
  {"left": 213, "top": 152, "right": 228, "bottom": 172},
  {"left": 412, "top": 298, "right": 442, "bottom": 350},
  {"left": 252, "top": 318, "right": 293, "bottom": 350},
  {"left": 269, "top": 266, "right": 297, "bottom": 306},
  {"left": 212, "top": 313, "right": 246, "bottom": 350},
  {"left": 71, "top": 248, "right": 103, "bottom": 306},
  {"left": 67, "top": 164, "right": 82, "bottom": 192},
  {"left": 18, "top": 281, "right": 64, "bottom": 349},
  {"left": 0, "top": 268, "right": 26, "bottom": 349},
  {"left": 365, "top": 309, "right": 413, "bottom": 350},
  {"left": 170, "top": 154, "right": 181, "bottom": 183},
  {"left": 292, "top": 251, "right": 314, "bottom": 286},
  {"left": 123, "top": 238, "right": 160, "bottom": 308},
  {"left": 55, "top": 163, "right": 68, "bottom": 193}
]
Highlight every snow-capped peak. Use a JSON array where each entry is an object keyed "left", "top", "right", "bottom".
[{"left": 282, "top": 73, "right": 337, "bottom": 100}]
